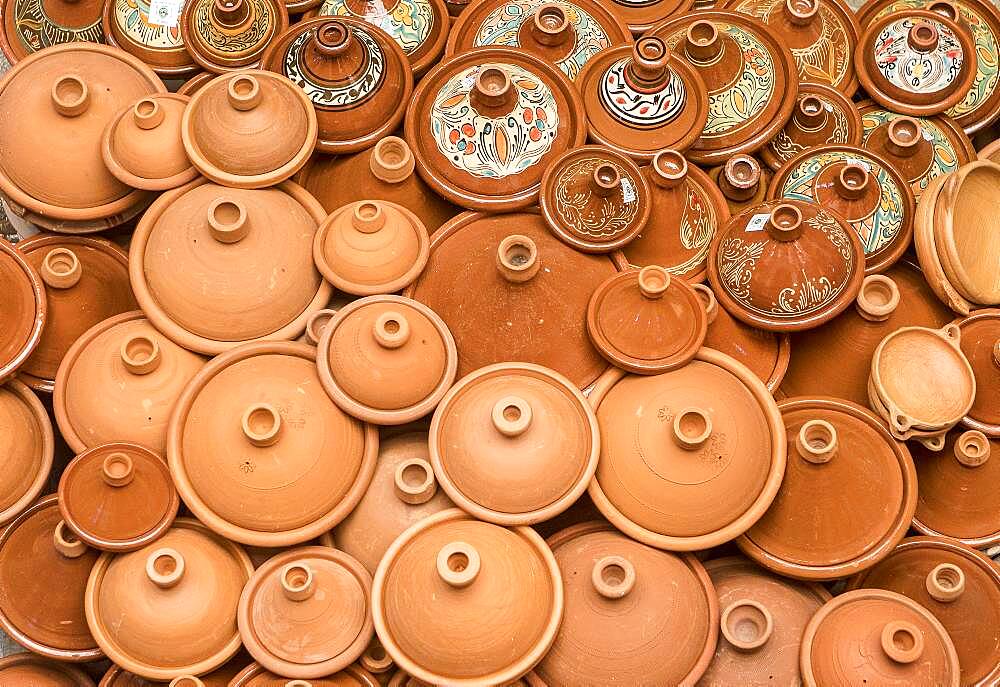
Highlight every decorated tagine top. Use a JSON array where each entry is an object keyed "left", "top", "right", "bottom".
[
  {"left": 0, "top": 0, "right": 104, "bottom": 62},
  {"left": 102, "top": 0, "right": 199, "bottom": 76},
  {"left": 180, "top": 0, "right": 289, "bottom": 73}
]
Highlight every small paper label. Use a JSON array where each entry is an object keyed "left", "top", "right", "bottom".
[
  {"left": 148, "top": 0, "right": 183, "bottom": 27},
  {"left": 621, "top": 177, "right": 637, "bottom": 203},
  {"left": 746, "top": 213, "right": 770, "bottom": 232},
  {"left": 923, "top": 129, "right": 934, "bottom": 141},
  {"left": 824, "top": 102, "right": 833, "bottom": 112}
]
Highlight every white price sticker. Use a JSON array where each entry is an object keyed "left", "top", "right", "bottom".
[
  {"left": 148, "top": 0, "right": 183, "bottom": 27},
  {"left": 745, "top": 213, "right": 770, "bottom": 232},
  {"left": 621, "top": 176, "right": 637, "bottom": 203}
]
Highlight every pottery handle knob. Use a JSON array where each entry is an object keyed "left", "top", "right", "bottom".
[
  {"left": 304, "top": 308, "right": 338, "bottom": 347},
  {"left": 437, "top": 541, "right": 481, "bottom": 588},
  {"left": 926, "top": 562, "right": 965, "bottom": 602},
  {"left": 51, "top": 75, "right": 89, "bottom": 117},
  {"left": 591, "top": 555, "right": 636, "bottom": 599},
  {"left": 496, "top": 235, "right": 540, "bottom": 283},
  {"left": 281, "top": 562, "right": 316, "bottom": 602},
  {"left": 285, "top": 681, "right": 313, "bottom": 687},
  {"left": 227, "top": 74, "right": 262, "bottom": 112},
  {"left": 40, "top": 247, "right": 82, "bottom": 289},
  {"left": 630, "top": 37, "right": 671, "bottom": 84},
  {"left": 242, "top": 403, "right": 282, "bottom": 447},
  {"left": 361, "top": 640, "right": 394, "bottom": 675},
  {"left": 638, "top": 266, "right": 671, "bottom": 300},
  {"left": 783, "top": 0, "right": 818, "bottom": 25},
  {"left": 721, "top": 599, "right": 774, "bottom": 651},
  {"left": 650, "top": 149, "right": 687, "bottom": 189},
  {"left": 886, "top": 117, "right": 922, "bottom": 158},
  {"left": 120, "top": 334, "right": 162, "bottom": 376},
  {"left": 53, "top": 520, "right": 87, "bottom": 559},
  {"left": 373, "top": 311, "right": 411, "bottom": 349},
  {"left": 590, "top": 162, "right": 622, "bottom": 198},
  {"left": 314, "top": 20, "right": 353, "bottom": 58},
  {"left": 908, "top": 21, "right": 939, "bottom": 52},
  {"left": 471, "top": 66, "right": 515, "bottom": 112},
  {"left": 796, "top": 419, "right": 838, "bottom": 464},
  {"left": 954, "top": 430, "right": 990, "bottom": 467},
  {"left": 146, "top": 548, "right": 185, "bottom": 589},
  {"left": 765, "top": 204, "right": 803, "bottom": 242},
  {"left": 492, "top": 396, "right": 532, "bottom": 437},
  {"left": 672, "top": 407, "right": 713, "bottom": 450},
  {"left": 102, "top": 452, "right": 135, "bottom": 488},
  {"left": 531, "top": 4, "right": 572, "bottom": 46},
  {"left": 834, "top": 163, "right": 870, "bottom": 200},
  {"left": 370, "top": 136, "right": 416, "bottom": 184},
  {"left": 212, "top": 0, "right": 249, "bottom": 25},
  {"left": 855, "top": 275, "right": 900, "bottom": 322},
  {"left": 881, "top": 621, "right": 924, "bottom": 664},
  {"left": 352, "top": 202, "right": 387, "bottom": 234},
  {"left": 208, "top": 198, "right": 249, "bottom": 243},
  {"left": 394, "top": 458, "right": 437, "bottom": 505},
  {"left": 792, "top": 94, "right": 828, "bottom": 131},
  {"left": 719, "top": 156, "right": 760, "bottom": 202},
  {"left": 692, "top": 284, "right": 719, "bottom": 325},
  {"left": 169, "top": 678, "right": 206, "bottom": 687},
  {"left": 132, "top": 98, "right": 165, "bottom": 131},
  {"left": 684, "top": 20, "right": 723, "bottom": 63}
]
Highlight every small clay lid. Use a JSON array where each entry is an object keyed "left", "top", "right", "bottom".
[
  {"left": 0, "top": 654, "right": 93, "bottom": 686},
  {"left": 0, "top": 495, "right": 101, "bottom": 661},
  {"left": 53, "top": 311, "right": 205, "bottom": 455},
  {"left": 536, "top": 522, "right": 717, "bottom": 686},
  {"left": 180, "top": 0, "right": 289, "bottom": 73},
  {"left": 0, "top": 0, "right": 104, "bottom": 62},
  {"left": 0, "top": 238, "right": 45, "bottom": 384},
  {"left": 230, "top": 662, "right": 380, "bottom": 686},
  {"left": 404, "top": 47, "right": 586, "bottom": 211},
  {"left": 0, "top": 380, "right": 53, "bottom": 527},
  {"left": 800, "top": 588, "right": 960, "bottom": 686},
  {"left": 588, "top": 349, "right": 786, "bottom": 550},
  {"left": 101, "top": 0, "right": 199, "bottom": 77},
  {"left": 85, "top": 518, "right": 253, "bottom": 680},
  {"left": 587, "top": 265, "right": 707, "bottom": 373},
  {"left": 709, "top": 154, "right": 771, "bottom": 217},
  {"left": 768, "top": 144, "right": 916, "bottom": 274},
  {"left": 130, "top": 179, "right": 331, "bottom": 355},
  {"left": 706, "top": 199, "right": 866, "bottom": 332},
  {"left": 607, "top": 0, "right": 693, "bottom": 35},
  {"left": 760, "top": 83, "right": 864, "bottom": 171},
  {"left": 737, "top": 397, "right": 917, "bottom": 580},
  {"left": 313, "top": 200, "right": 430, "bottom": 296},
  {"left": 429, "top": 363, "right": 599, "bottom": 525},
  {"left": 58, "top": 442, "right": 179, "bottom": 552},
  {"left": 317, "top": 295, "right": 458, "bottom": 425},
  {"left": 955, "top": 309, "right": 1000, "bottom": 435},
  {"left": 372, "top": 509, "right": 562, "bottom": 685}
]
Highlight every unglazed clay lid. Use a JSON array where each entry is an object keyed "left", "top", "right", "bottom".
[
  {"left": 536, "top": 522, "right": 717, "bottom": 686},
  {"left": 587, "top": 265, "right": 707, "bottom": 373},
  {"left": 403, "top": 47, "right": 586, "bottom": 211},
  {"left": 800, "top": 588, "right": 960, "bottom": 686},
  {"left": 372, "top": 509, "right": 562, "bottom": 685},
  {"left": 706, "top": 199, "right": 866, "bottom": 332},
  {"left": 0, "top": 238, "right": 45, "bottom": 385},
  {"left": 588, "top": 348, "right": 786, "bottom": 550},
  {"left": 760, "top": 83, "right": 864, "bottom": 171},
  {"left": 429, "top": 363, "right": 598, "bottom": 525},
  {"left": 58, "top": 442, "right": 178, "bottom": 552},
  {"left": 768, "top": 144, "right": 916, "bottom": 275},
  {"left": 0, "top": 0, "right": 104, "bottom": 62},
  {"left": 313, "top": 200, "right": 430, "bottom": 296},
  {"left": 130, "top": 179, "right": 330, "bottom": 355},
  {"left": 955, "top": 308, "right": 1000, "bottom": 434},
  {"left": 0, "top": 380, "right": 53, "bottom": 527},
  {"left": 168, "top": 341, "right": 378, "bottom": 547},
  {"left": 0, "top": 495, "right": 101, "bottom": 661},
  {"left": 737, "top": 397, "right": 917, "bottom": 580},
  {"left": 317, "top": 295, "right": 458, "bottom": 425},
  {"left": 180, "top": 0, "right": 288, "bottom": 73},
  {"left": 85, "top": 518, "right": 253, "bottom": 681},
  {"left": 0, "top": 654, "right": 93, "bottom": 686},
  {"left": 102, "top": 0, "right": 197, "bottom": 77},
  {"left": 230, "top": 662, "right": 380, "bottom": 686}
]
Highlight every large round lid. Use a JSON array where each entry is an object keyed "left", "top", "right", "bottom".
[
  {"left": 955, "top": 309, "right": 1000, "bottom": 435},
  {"left": 180, "top": 0, "right": 288, "bottom": 73},
  {"left": 760, "top": 83, "right": 864, "bottom": 171},
  {"left": 430, "top": 362, "right": 599, "bottom": 525},
  {"left": 317, "top": 295, "right": 458, "bottom": 425},
  {"left": 0, "top": 238, "right": 45, "bottom": 385},
  {"left": 0, "top": 654, "right": 93, "bottom": 686},
  {"left": 85, "top": 518, "right": 253, "bottom": 680},
  {"left": 707, "top": 199, "right": 866, "bottom": 332},
  {"left": 403, "top": 211, "right": 618, "bottom": 389},
  {"left": 231, "top": 662, "right": 380, "bottom": 687},
  {"left": 130, "top": 179, "right": 330, "bottom": 355},
  {"left": 404, "top": 47, "right": 586, "bottom": 211},
  {"left": 737, "top": 397, "right": 917, "bottom": 580},
  {"left": 101, "top": 0, "right": 198, "bottom": 76},
  {"left": 588, "top": 349, "right": 786, "bottom": 550},
  {"left": 800, "top": 588, "right": 960, "bottom": 686},
  {"left": 168, "top": 341, "right": 378, "bottom": 547},
  {"left": 373, "top": 509, "right": 562, "bottom": 685},
  {"left": 0, "top": 495, "right": 101, "bottom": 661},
  {"left": 0, "top": 380, "right": 52, "bottom": 527},
  {"left": 607, "top": 0, "right": 692, "bottom": 35},
  {"left": 537, "top": 522, "right": 717, "bottom": 686},
  {"left": 0, "top": 0, "right": 104, "bottom": 62}
]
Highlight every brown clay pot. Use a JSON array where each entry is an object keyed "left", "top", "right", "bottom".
[
  {"left": 101, "top": 0, "right": 199, "bottom": 77},
  {"left": 0, "top": 0, "right": 105, "bottom": 63},
  {"left": 708, "top": 155, "right": 772, "bottom": 218},
  {"left": 179, "top": 0, "right": 289, "bottom": 73},
  {"left": 914, "top": 173, "right": 976, "bottom": 315},
  {"left": 760, "top": 83, "right": 864, "bottom": 171},
  {"left": 229, "top": 662, "right": 380, "bottom": 686},
  {"left": 0, "top": 653, "right": 94, "bottom": 686},
  {"left": 0, "top": 237, "right": 46, "bottom": 385},
  {"left": 955, "top": 308, "right": 1000, "bottom": 435},
  {"left": 0, "top": 379, "right": 53, "bottom": 527}
]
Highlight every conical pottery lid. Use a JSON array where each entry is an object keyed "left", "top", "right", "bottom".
[
  {"left": 313, "top": 200, "right": 430, "bottom": 296},
  {"left": 58, "top": 442, "right": 178, "bottom": 552},
  {"left": 53, "top": 311, "right": 206, "bottom": 455},
  {"left": 403, "top": 210, "right": 618, "bottom": 389},
  {"left": 85, "top": 518, "right": 253, "bottom": 681},
  {"left": 760, "top": 83, "right": 864, "bottom": 171},
  {"left": 430, "top": 363, "right": 598, "bottom": 525},
  {"left": 317, "top": 296, "right": 458, "bottom": 425},
  {"left": 180, "top": 0, "right": 288, "bottom": 73},
  {"left": 404, "top": 47, "right": 586, "bottom": 211},
  {"left": 954, "top": 309, "right": 1000, "bottom": 434},
  {"left": 707, "top": 199, "right": 866, "bottom": 332},
  {"left": 709, "top": 154, "right": 772, "bottom": 217},
  {"left": 230, "top": 662, "right": 380, "bottom": 686},
  {"left": 102, "top": 94, "right": 196, "bottom": 192},
  {"left": 239, "top": 547, "right": 373, "bottom": 678},
  {"left": 372, "top": 509, "right": 562, "bottom": 685},
  {"left": 130, "top": 179, "right": 330, "bottom": 355},
  {"left": 0, "top": 0, "right": 104, "bottom": 62},
  {"left": 536, "top": 522, "right": 717, "bottom": 686},
  {"left": 800, "top": 588, "right": 960, "bottom": 686},
  {"left": 0, "top": 654, "right": 93, "bottom": 686},
  {"left": 936, "top": 161, "right": 1000, "bottom": 304},
  {"left": 738, "top": 397, "right": 917, "bottom": 580},
  {"left": 0, "top": 495, "right": 100, "bottom": 661},
  {"left": 606, "top": 0, "right": 691, "bottom": 34},
  {"left": 102, "top": 0, "right": 197, "bottom": 77},
  {"left": 168, "top": 341, "right": 378, "bottom": 547},
  {"left": 0, "top": 380, "right": 52, "bottom": 527},
  {"left": 588, "top": 349, "right": 786, "bottom": 550},
  {"left": 0, "top": 238, "right": 45, "bottom": 385}
]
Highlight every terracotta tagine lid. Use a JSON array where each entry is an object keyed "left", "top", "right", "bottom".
[
  {"left": 0, "top": 654, "right": 93, "bottom": 686},
  {"left": 180, "top": 0, "right": 289, "bottom": 73},
  {"left": 0, "top": 0, "right": 104, "bottom": 63},
  {"left": 230, "top": 662, "right": 380, "bottom": 686},
  {"left": 403, "top": 210, "right": 618, "bottom": 389},
  {"left": 404, "top": 47, "right": 586, "bottom": 211},
  {"left": 707, "top": 199, "right": 866, "bottom": 332},
  {"left": 0, "top": 380, "right": 53, "bottom": 527},
  {"left": 0, "top": 494, "right": 101, "bottom": 661},
  {"left": 536, "top": 521, "right": 718, "bottom": 686},
  {"left": 429, "top": 363, "right": 598, "bottom": 525},
  {"left": 708, "top": 155, "right": 771, "bottom": 217},
  {"left": 130, "top": 179, "right": 331, "bottom": 355},
  {"left": 85, "top": 518, "right": 253, "bottom": 680},
  {"left": 372, "top": 509, "right": 562, "bottom": 685},
  {"left": 0, "top": 238, "right": 46, "bottom": 385},
  {"left": 53, "top": 311, "right": 205, "bottom": 455},
  {"left": 102, "top": 0, "right": 199, "bottom": 77},
  {"left": 955, "top": 308, "right": 1000, "bottom": 435},
  {"left": 605, "top": 0, "right": 692, "bottom": 35},
  {"left": 760, "top": 83, "right": 864, "bottom": 171},
  {"left": 800, "top": 588, "right": 960, "bottom": 686},
  {"left": 317, "top": 296, "right": 458, "bottom": 425},
  {"left": 588, "top": 348, "right": 786, "bottom": 550},
  {"left": 737, "top": 397, "right": 917, "bottom": 580}
]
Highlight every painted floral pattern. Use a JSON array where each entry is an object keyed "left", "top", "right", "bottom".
[
  {"left": 552, "top": 157, "right": 641, "bottom": 241},
  {"left": 768, "top": 96, "right": 851, "bottom": 162},
  {"left": 598, "top": 57, "right": 686, "bottom": 127},
  {"left": 317, "top": 0, "right": 433, "bottom": 56},
  {"left": 873, "top": 17, "right": 964, "bottom": 94},
  {"left": 12, "top": 0, "right": 103, "bottom": 53},
  {"left": 193, "top": 0, "right": 274, "bottom": 54},
  {"left": 114, "top": 0, "right": 184, "bottom": 49},
  {"left": 284, "top": 26, "right": 385, "bottom": 108},
  {"left": 860, "top": 106, "right": 960, "bottom": 196}
]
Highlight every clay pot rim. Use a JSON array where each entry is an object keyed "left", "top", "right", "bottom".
[
  {"left": 179, "top": 0, "right": 290, "bottom": 74},
  {"left": 0, "top": 240, "right": 46, "bottom": 385},
  {"left": 100, "top": 0, "right": 200, "bottom": 77},
  {"left": 229, "top": 661, "right": 381, "bottom": 686},
  {"left": 0, "top": 652, "right": 94, "bottom": 685},
  {"left": 176, "top": 72, "right": 216, "bottom": 98},
  {"left": 980, "top": 138, "right": 1000, "bottom": 162},
  {"left": 954, "top": 308, "right": 1000, "bottom": 436},
  {"left": 913, "top": 172, "right": 973, "bottom": 314},
  {"left": 855, "top": 99, "right": 977, "bottom": 170},
  {"left": 702, "top": 554, "right": 834, "bottom": 602},
  {"left": 0, "top": 380, "right": 53, "bottom": 528}
]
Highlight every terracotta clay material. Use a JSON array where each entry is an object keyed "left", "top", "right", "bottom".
[
  {"left": 0, "top": 0, "right": 105, "bottom": 63},
  {"left": 914, "top": 173, "right": 976, "bottom": 315},
  {"left": 0, "top": 379, "right": 53, "bottom": 527},
  {"left": 101, "top": 0, "right": 199, "bottom": 77},
  {"left": 708, "top": 155, "right": 772, "bottom": 217},
  {"left": 0, "top": 237, "right": 46, "bottom": 384},
  {"left": 302, "top": 308, "right": 339, "bottom": 348},
  {"left": 981, "top": 137, "right": 1000, "bottom": 163},
  {"left": 760, "top": 83, "right": 864, "bottom": 171},
  {"left": 176, "top": 71, "right": 216, "bottom": 97},
  {"left": 229, "top": 662, "right": 380, "bottom": 686},
  {"left": 179, "top": 0, "right": 289, "bottom": 73},
  {"left": 0, "top": 654, "right": 94, "bottom": 686},
  {"left": 606, "top": 0, "right": 692, "bottom": 35},
  {"left": 954, "top": 308, "right": 1000, "bottom": 435},
  {"left": 100, "top": 653, "right": 249, "bottom": 686}
]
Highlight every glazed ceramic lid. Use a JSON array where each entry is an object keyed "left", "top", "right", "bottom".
[
  {"left": 313, "top": 200, "right": 430, "bottom": 296},
  {"left": 760, "top": 83, "right": 864, "bottom": 171},
  {"left": 180, "top": 0, "right": 288, "bottom": 73},
  {"left": 102, "top": 0, "right": 198, "bottom": 76},
  {"left": 0, "top": 654, "right": 93, "bottom": 686},
  {"left": 0, "top": 380, "right": 53, "bottom": 526},
  {"left": 429, "top": 363, "right": 599, "bottom": 525},
  {"left": 168, "top": 341, "right": 378, "bottom": 547},
  {"left": 230, "top": 662, "right": 380, "bottom": 686},
  {"left": 536, "top": 522, "right": 718, "bottom": 686},
  {"left": 372, "top": 509, "right": 562, "bottom": 685},
  {"left": 914, "top": 173, "right": 975, "bottom": 316},
  {"left": 130, "top": 179, "right": 331, "bottom": 355},
  {"left": 737, "top": 397, "right": 917, "bottom": 580},
  {"left": 768, "top": 144, "right": 916, "bottom": 275},
  {"left": 0, "top": 238, "right": 45, "bottom": 385},
  {"left": 800, "top": 588, "right": 960, "bottom": 686},
  {"left": 0, "top": 495, "right": 101, "bottom": 661},
  {"left": 587, "top": 265, "right": 707, "bottom": 373},
  {"left": 955, "top": 309, "right": 1000, "bottom": 435},
  {"left": 403, "top": 47, "right": 586, "bottom": 211},
  {"left": 539, "top": 145, "right": 651, "bottom": 252},
  {"left": 53, "top": 311, "right": 205, "bottom": 455},
  {"left": 317, "top": 295, "right": 458, "bottom": 425},
  {"left": 709, "top": 154, "right": 771, "bottom": 216},
  {"left": 403, "top": 211, "right": 618, "bottom": 389},
  {"left": 85, "top": 518, "right": 253, "bottom": 680},
  {"left": 588, "top": 349, "right": 786, "bottom": 550},
  {"left": 0, "top": 0, "right": 104, "bottom": 62},
  {"left": 607, "top": 0, "right": 692, "bottom": 35},
  {"left": 646, "top": 12, "right": 797, "bottom": 165},
  {"left": 706, "top": 199, "right": 866, "bottom": 332}
]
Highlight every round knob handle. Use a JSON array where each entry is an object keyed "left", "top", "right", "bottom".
[
  {"left": 314, "top": 20, "right": 352, "bottom": 58},
  {"left": 213, "top": 0, "right": 250, "bottom": 27},
  {"left": 437, "top": 542, "right": 480, "bottom": 588},
  {"left": 361, "top": 640, "right": 394, "bottom": 675},
  {"left": 590, "top": 162, "right": 621, "bottom": 198},
  {"left": 926, "top": 562, "right": 966, "bottom": 602},
  {"left": 881, "top": 621, "right": 924, "bottom": 664},
  {"left": 394, "top": 457, "right": 437, "bottom": 505},
  {"left": 227, "top": 73, "right": 261, "bottom": 111},
  {"left": 719, "top": 156, "right": 760, "bottom": 201},
  {"left": 373, "top": 311, "right": 411, "bottom": 349},
  {"left": 784, "top": 0, "right": 818, "bottom": 25},
  {"left": 370, "top": 136, "right": 415, "bottom": 184},
  {"left": 472, "top": 66, "right": 515, "bottom": 113},
  {"left": 650, "top": 149, "right": 687, "bottom": 189},
  {"left": 721, "top": 599, "right": 774, "bottom": 651},
  {"left": 531, "top": 4, "right": 572, "bottom": 46},
  {"left": 51, "top": 75, "right": 89, "bottom": 117},
  {"left": 492, "top": 396, "right": 532, "bottom": 437},
  {"left": 765, "top": 204, "right": 804, "bottom": 242},
  {"left": 591, "top": 556, "right": 636, "bottom": 599},
  {"left": 120, "top": 334, "right": 162, "bottom": 376},
  {"left": 792, "top": 94, "right": 828, "bottom": 130},
  {"left": 927, "top": 0, "right": 961, "bottom": 21},
  {"left": 102, "top": 452, "right": 135, "bottom": 488},
  {"left": 207, "top": 198, "right": 249, "bottom": 243},
  {"left": 886, "top": 117, "right": 922, "bottom": 158},
  {"left": 40, "top": 247, "right": 82, "bottom": 289},
  {"left": 146, "top": 548, "right": 185, "bottom": 589},
  {"left": 908, "top": 21, "right": 939, "bottom": 51},
  {"left": 53, "top": 520, "right": 87, "bottom": 559},
  {"left": 672, "top": 407, "right": 713, "bottom": 450},
  {"left": 954, "top": 430, "right": 990, "bottom": 467},
  {"left": 242, "top": 403, "right": 282, "bottom": 447},
  {"left": 496, "top": 235, "right": 540, "bottom": 283},
  {"left": 638, "top": 265, "right": 671, "bottom": 299},
  {"left": 685, "top": 20, "right": 723, "bottom": 63},
  {"left": 629, "top": 37, "right": 671, "bottom": 85},
  {"left": 304, "top": 308, "right": 338, "bottom": 347},
  {"left": 352, "top": 202, "right": 387, "bottom": 234},
  {"left": 834, "top": 164, "right": 870, "bottom": 200},
  {"left": 281, "top": 562, "right": 316, "bottom": 602},
  {"left": 796, "top": 419, "right": 838, "bottom": 464},
  {"left": 855, "top": 275, "right": 900, "bottom": 322},
  {"left": 692, "top": 283, "right": 719, "bottom": 325},
  {"left": 132, "top": 98, "right": 165, "bottom": 131},
  {"left": 170, "top": 678, "right": 205, "bottom": 687}
]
